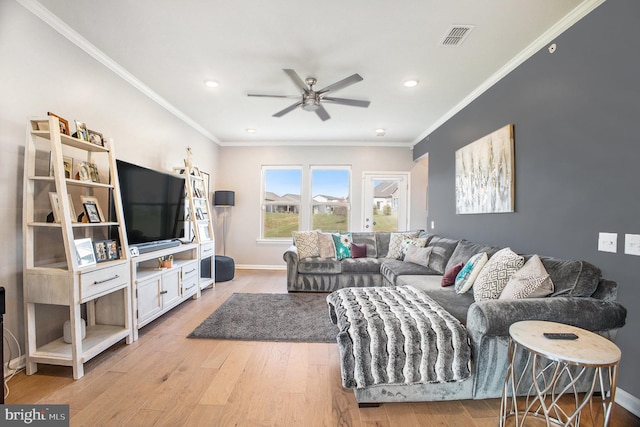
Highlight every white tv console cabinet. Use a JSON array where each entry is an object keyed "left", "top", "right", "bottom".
[{"left": 131, "top": 242, "right": 200, "bottom": 340}]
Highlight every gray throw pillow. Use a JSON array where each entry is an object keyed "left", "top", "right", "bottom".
[{"left": 403, "top": 245, "right": 432, "bottom": 268}]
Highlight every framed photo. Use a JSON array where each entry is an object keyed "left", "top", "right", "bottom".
[
  {"left": 74, "top": 120, "right": 89, "bottom": 141},
  {"left": 49, "top": 154, "right": 73, "bottom": 179},
  {"left": 198, "top": 223, "right": 211, "bottom": 241},
  {"left": 77, "top": 161, "right": 99, "bottom": 182},
  {"left": 93, "top": 240, "right": 117, "bottom": 263},
  {"left": 88, "top": 162, "right": 100, "bottom": 183},
  {"left": 49, "top": 192, "right": 61, "bottom": 222},
  {"left": 74, "top": 238, "right": 96, "bottom": 267},
  {"left": 47, "top": 112, "right": 70, "bottom": 136},
  {"left": 87, "top": 129, "right": 104, "bottom": 146},
  {"left": 106, "top": 240, "right": 119, "bottom": 260},
  {"left": 81, "top": 195, "right": 105, "bottom": 222}
]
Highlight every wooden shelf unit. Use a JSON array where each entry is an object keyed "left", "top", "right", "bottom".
[{"left": 22, "top": 116, "right": 133, "bottom": 379}]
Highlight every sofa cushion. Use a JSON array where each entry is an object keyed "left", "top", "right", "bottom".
[
  {"left": 341, "top": 257, "right": 383, "bottom": 273},
  {"left": 445, "top": 240, "right": 500, "bottom": 272},
  {"left": 380, "top": 259, "right": 438, "bottom": 285},
  {"left": 426, "top": 236, "right": 461, "bottom": 274},
  {"left": 292, "top": 230, "right": 319, "bottom": 259},
  {"left": 298, "top": 257, "right": 342, "bottom": 274},
  {"left": 403, "top": 245, "right": 432, "bottom": 268},
  {"left": 386, "top": 232, "right": 420, "bottom": 260},
  {"left": 317, "top": 232, "right": 336, "bottom": 258},
  {"left": 352, "top": 232, "right": 378, "bottom": 258},
  {"left": 535, "top": 256, "right": 601, "bottom": 297},
  {"left": 332, "top": 233, "right": 353, "bottom": 260},
  {"left": 401, "top": 237, "right": 429, "bottom": 256},
  {"left": 499, "top": 255, "right": 554, "bottom": 300},
  {"left": 351, "top": 243, "right": 367, "bottom": 258},
  {"left": 375, "top": 232, "right": 391, "bottom": 258},
  {"left": 473, "top": 248, "right": 524, "bottom": 301},
  {"left": 455, "top": 252, "right": 488, "bottom": 294}
]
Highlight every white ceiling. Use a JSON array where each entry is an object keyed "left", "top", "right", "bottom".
[{"left": 30, "top": 0, "right": 595, "bottom": 146}]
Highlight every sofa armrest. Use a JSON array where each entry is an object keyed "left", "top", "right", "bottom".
[
  {"left": 283, "top": 245, "right": 299, "bottom": 290},
  {"left": 466, "top": 297, "right": 627, "bottom": 338}
]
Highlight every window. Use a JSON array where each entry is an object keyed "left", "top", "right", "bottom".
[
  {"left": 262, "top": 167, "right": 302, "bottom": 239},
  {"left": 311, "top": 167, "right": 350, "bottom": 232}
]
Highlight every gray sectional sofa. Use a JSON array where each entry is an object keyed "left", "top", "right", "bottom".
[{"left": 282, "top": 232, "right": 627, "bottom": 404}]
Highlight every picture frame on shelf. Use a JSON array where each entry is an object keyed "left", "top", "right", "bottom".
[
  {"left": 87, "top": 129, "right": 104, "bottom": 147},
  {"left": 106, "top": 240, "right": 119, "bottom": 260},
  {"left": 49, "top": 153, "right": 73, "bottom": 179},
  {"left": 88, "top": 162, "right": 100, "bottom": 183},
  {"left": 67, "top": 194, "right": 77, "bottom": 222},
  {"left": 93, "top": 240, "right": 109, "bottom": 262},
  {"left": 74, "top": 120, "right": 89, "bottom": 141},
  {"left": 48, "top": 192, "right": 61, "bottom": 222},
  {"left": 77, "top": 161, "right": 100, "bottom": 182},
  {"left": 74, "top": 238, "right": 96, "bottom": 267},
  {"left": 198, "top": 223, "right": 211, "bottom": 241},
  {"left": 47, "top": 112, "right": 70, "bottom": 135},
  {"left": 81, "top": 195, "right": 105, "bottom": 222}
]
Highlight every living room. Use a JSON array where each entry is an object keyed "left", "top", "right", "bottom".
[{"left": 2, "top": 0, "right": 639, "bottom": 424}]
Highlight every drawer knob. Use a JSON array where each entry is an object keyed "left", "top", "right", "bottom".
[{"left": 93, "top": 274, "right": 120, "bottom": 285}]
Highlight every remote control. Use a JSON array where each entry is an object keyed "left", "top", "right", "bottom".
[{"left": 543, "top": 332, "right": 578, "bottom": 340}]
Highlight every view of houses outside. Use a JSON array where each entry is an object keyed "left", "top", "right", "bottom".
[{"left": 372, "top": 180, "right": 399, "bottom": 232}]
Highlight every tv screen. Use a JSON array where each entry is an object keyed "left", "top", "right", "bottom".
[{"left": 115, "top": 160, "right": 185, "bottom": 247}]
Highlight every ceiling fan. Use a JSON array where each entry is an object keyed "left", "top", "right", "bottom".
[{"left": 248, "top": 69, "right": 370, "bottom": 121}]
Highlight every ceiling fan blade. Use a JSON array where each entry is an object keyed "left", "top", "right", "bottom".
[
  {"left": 315, "top": 104, "right": 330, "bottom": 121},
  {"left": 317, "top": 73, "right": 363, "bottom": 94},
  {"left": 273, "top": 101, "right": 302, "bottom": 117},
  {"left": 248, "top": 94, "right": 300, "bottom": 99},
  {"left": 283, "top": 69, "right": 308, "bottom": 93},
  {"left": 322, "top": 97, "right": 370, "bottom": 108}
]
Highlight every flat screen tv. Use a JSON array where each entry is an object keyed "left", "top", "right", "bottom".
[{"left": 114, "top": 160, "right": 185, "bottom": 250}]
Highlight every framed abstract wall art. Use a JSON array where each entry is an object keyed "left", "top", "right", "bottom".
[{"left": 455, "top": 124, "right": 514, "bottom": 214}]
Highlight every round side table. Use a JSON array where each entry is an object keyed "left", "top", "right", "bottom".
[{"left": 500, "top": 320, "right": 621, "bottom": 427}]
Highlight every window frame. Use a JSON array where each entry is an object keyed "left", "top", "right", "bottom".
[
  {"left": 309, "top": 165, "right": 351, "bottom": 233},
  {"left": 260, "top": 165, "right": 303, "bottom": 241}
]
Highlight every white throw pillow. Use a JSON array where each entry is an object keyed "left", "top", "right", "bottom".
[
  {"left": 316, "top": 232, "right": 336, "bottom": 258},
  {"left": 386, "top": 232, "right": 419, "bottom": 259},
  {"left": 292, "top": 230, "right": 319, "bottom": 259},
  {"left": 454, "top": 252, "right": 488, "bottom": 294},
  {"left": 499, "top": 255, "right": 554, "bottom": 299},
  {"left": 473, "top": 248, "right": 524, "bottom": 301}
]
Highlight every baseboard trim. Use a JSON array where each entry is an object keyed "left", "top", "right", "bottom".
[
  {"left": 616, "top": 388, "right": 640, "bottom": 418},
  {"left": 235, "top": 264, "right": 287, "bottom": 271}
]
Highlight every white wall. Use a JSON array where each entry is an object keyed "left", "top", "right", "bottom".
[
  {"left": 216, "top": 145, "right": 427, "bottom": 267},
  {"left": 0, "top": 1, "right": 219, "bottom": 362}
]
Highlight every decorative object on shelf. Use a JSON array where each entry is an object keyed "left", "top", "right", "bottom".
[
  {"left": 198, "top": 223, "right": 211, "bottom": 241},
  {"left": 77, "top": 161, "right": 92, "bottom": 182},
  {"left": 63, "top": 319, "right": 86, "bottom": 344},
  {"left": 455, "top": 124, "right": 514, "bottom": 214},
  {"left": 81, "top": 195, "right": 105, "bottom": 222},
  {"left": 48, "top": 192, "right": 61, "bottom": 222},
  {"left": 49, "top": 153, "right": 73, "bottom": 178},
  {"left": 93, "top": 239, "right": 118, "bottom": 263},
  {"left": 74, "top": 238, "right": 97, "bottom": 267},
  {"left": 47, "top": 111, "right": 69, "bottom": 135},
  {"left": 157, "top": 255, "right": 173, "bottom": 269},
  {"left": 74, "top": 120, "right": 89, "bottom": 141},
  {"left": 214, "top": 190, "right": 235, "bottom": 256},
  {"left": 87, "top": 129, "right": 104, "bottom": 146}
]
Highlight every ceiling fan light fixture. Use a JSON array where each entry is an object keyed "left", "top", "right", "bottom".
[
  {"left": 302, "top": 97, "right": 320, "bottom": 111},
  {"left": 204, "top": 80, "right": 219, "bottom": 88},
  {"left": 246, "top": 128, "right": 256, "bottom": 133},
  {"left": 375, "top": 128, "right": 386, "bottom": 136},
  {"left": 403, "top": 80, "right": 419, "bottom": 88}
]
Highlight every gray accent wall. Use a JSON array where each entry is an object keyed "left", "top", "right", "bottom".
[{"left": 413, "top": 0, "right": 640, "bottom": 398}]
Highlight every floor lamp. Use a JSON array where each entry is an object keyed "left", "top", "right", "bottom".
[{"left": 214, "top": 190, "right": 235, "bottom": 256}]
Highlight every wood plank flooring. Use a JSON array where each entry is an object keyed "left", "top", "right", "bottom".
[{"left": 6, "top": 270, "right": 640, "bottom": 426}]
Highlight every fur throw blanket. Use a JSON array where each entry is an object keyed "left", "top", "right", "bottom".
[{"left": 326, "top": 286, "right": 471, "bottom": 389}]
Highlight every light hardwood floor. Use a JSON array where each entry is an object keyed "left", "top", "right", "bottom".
[{"left": 6, "top": 270, "right": 639, "bottom": 426}]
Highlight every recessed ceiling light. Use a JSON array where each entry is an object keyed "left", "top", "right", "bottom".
[
  {"left": 246, "top": 128, "right": 256, "bottom": 134},
  {"left": 403, "top": 80, "right": 419, "bottom": 88},
  {"left": 375, "top": 128, "right": 386, "bottom": 136},
  {"left": 204, "top": 80, "right": 219, "bottom": 88}
]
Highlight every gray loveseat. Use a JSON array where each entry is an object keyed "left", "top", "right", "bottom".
[{"left": 283, "top": 232, "right": 627, "bottom": 404}]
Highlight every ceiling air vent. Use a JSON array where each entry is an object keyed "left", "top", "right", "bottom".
[{"left": 440, "top": 25, "right": 475, "bottom": 46}]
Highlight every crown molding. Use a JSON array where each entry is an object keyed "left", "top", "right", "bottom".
[
  {"left": 17, "top": 0, "right": 220, "bottom": 145},
  {"left": 413, "top": 0, "right": 607, "bottom": 145},
  {"left": 218, "top": 140, "right": 414, "bottom": 148}
]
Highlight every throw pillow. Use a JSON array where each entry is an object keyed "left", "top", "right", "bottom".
[
  {"left": 454, "top": 252, "right": 488, "bottom": 294},
  {"left": 499, "top": 255, "right": 555, "bottom": 299},
  {"left": 332, "top": 232, "right": 353, "bottom": 260},
  {"left": 292, "top": 230, "right": 319, "bottom": 259},
  {"left": 400, "top": 237, "right": 429, "bottom": 256},
  {"left": 386, "top": 231, "right": 419, "bottom": 260},
  {"left": 403, "top": 245, "right": 432, "bottom": 268},
  {"left": 473, "top": 248, "right": 525, "bottom": 301},
  {"left": 317, "top": 232, "right": 336, "bottom": 258},
  {"left": 442, "top": 262, "right": 464, "bottom": 287},
  {"left": 351, "top": 242, "right": 367, "bottom": 258}
]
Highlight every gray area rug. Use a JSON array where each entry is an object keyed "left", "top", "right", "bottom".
[{"left": 188, "top": 292, "right": 338, "bottom": 343}]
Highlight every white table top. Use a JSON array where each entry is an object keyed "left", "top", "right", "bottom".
[{"left": 509, "top": 320, "right": 621, "bottom": 366}]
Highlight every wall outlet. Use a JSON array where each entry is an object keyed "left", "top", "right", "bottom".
[
  {"left": 625, "top": 234, "right": 640, "bottom": 256},
  {"left": 598, "top": 232, "right": 617, "bottom": 253}
]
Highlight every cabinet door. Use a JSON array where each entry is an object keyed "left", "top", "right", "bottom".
[
  {"left": 137, "top": 278, "right": 162, "bottom": 325},
  {"left": 162, "top": 270, "right": 182, "bottom": 308}
]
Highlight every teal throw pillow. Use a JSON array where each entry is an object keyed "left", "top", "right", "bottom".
[
  {"left": 454, "top": 252, "right": 488, "bottom": 294},
  {"left": 332, "top": 233, "right": 353, "bottom": 260}
]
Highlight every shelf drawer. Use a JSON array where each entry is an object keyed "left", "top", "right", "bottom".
[
  {"left": 181, "top": 260, "right": 199, "bottom": 282},
  {"left": 200, "top": 242, "right": 214, "bottom": 258},
  {"left": 80, "top": 263, "right": 130, "bottom": 301},
  {"left": 182, "top": 276, "right": 198, "bottom": 297}
]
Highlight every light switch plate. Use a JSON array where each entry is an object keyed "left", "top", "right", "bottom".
[
  {"left": 625, "top": 234, "right": 640, "bottom": 256},
  {"left": 598, "top": 232, "right": 617, "bottom": 253}
]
